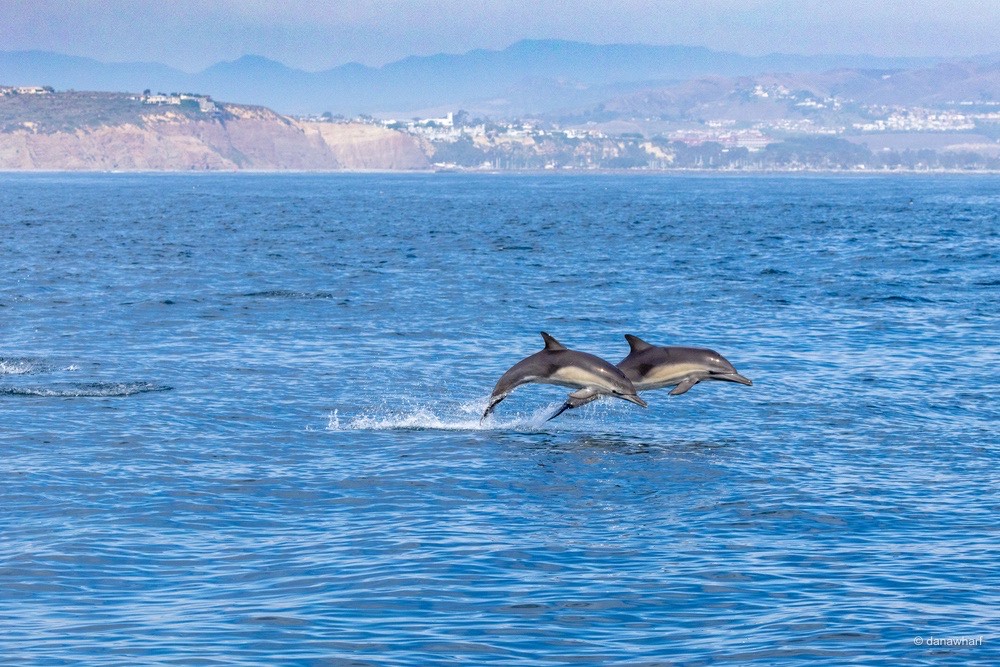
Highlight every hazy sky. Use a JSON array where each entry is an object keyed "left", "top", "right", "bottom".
[{"left": 3, "top": 0, "right": 998, "bottom": 71}]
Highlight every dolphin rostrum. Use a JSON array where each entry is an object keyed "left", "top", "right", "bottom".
[
  {"left": 547, "top": 334, "right": 752, "bottom": 419},
  {"left": 481, "top": 332, "right": 647, "bottom": 421}
]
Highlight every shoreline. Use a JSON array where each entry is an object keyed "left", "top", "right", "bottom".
[{"left": 1, "top": 167, "right": 999, "bottom": 176}]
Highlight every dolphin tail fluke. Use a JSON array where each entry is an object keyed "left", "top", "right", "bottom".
[
  {"left": 546, "top": 387, "right": 602, "bottom": 421},
  {"left": 545, "top": 401, "right": 573, "bottom": 422},
  {"left": 481, "top": 393, "right": 508, "bottom": 422}
]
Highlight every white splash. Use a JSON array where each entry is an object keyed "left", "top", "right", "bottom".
[
  {"left": 326, "top": 402, "right": 562, "bottom": 432},
  {"left": 0, "top": 358, "right": 40, "bottom": 375},
  {"left": 0, "top": 382, "right": 171, "bottom": 397}
]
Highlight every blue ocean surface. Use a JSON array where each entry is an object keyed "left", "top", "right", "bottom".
[{"left": 1, "top": 172, "right": 997, "bottom": 665}]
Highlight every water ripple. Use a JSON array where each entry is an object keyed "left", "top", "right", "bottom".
[
  {"left": 0, "top": 173, "right": 997, "bottom": 665},
  {"left": 0, "top": 381, "right": 171, "bottom": 397}
]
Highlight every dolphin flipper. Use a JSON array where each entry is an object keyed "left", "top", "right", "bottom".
[
  {"left": 546, "top": 387, "right": 602, "bottom": 421},
  {"left": 669, "top": 378, "right": 699, "bottom": 396}
]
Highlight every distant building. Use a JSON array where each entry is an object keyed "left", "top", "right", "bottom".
[
  {"left": 0, "top": 85, "right": 53, "bottom": 96},
  {"left": 140, "top": 92, "right": 218, "bottom": 114},
  {"left": 418, "top": 112, "right": 453, "bottom": 128},
  {"left": 142, "top": 94, "right": 179, "bottom": 105}
]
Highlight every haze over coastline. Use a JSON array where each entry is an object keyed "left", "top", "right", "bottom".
[
  {"left": 2, "top": 3, "right": 999, "bottom": 171},
  {"left": 2, "top": 0, "right": 998, "bottom": 72},
  {"left": 0, "top": 41, "right": 965, "bottom": 115}
]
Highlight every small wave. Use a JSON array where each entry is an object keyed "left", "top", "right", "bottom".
[
  {"left": 875, "top": 294, "right": 932, "bottom": 304},
  {"left": 1, "top": 358, "right": 82, "bottom": 375},
  {"left": 0, "top": 382, "right": 172, "bottom": 398},
  {"left": 0, "top": 357, "right": 48, "bottom": 375},
  {"left": 241, "top": 290, "right": 335, "bottom": 300}
]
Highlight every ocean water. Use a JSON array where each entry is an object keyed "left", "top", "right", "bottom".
[{"left": 0, "top": 172, "right": 997, "bottom": 665}]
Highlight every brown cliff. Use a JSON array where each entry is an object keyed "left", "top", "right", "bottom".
[
  {"left": 0, "top": 92, "right": 430, "bottom": 171},
  {"left": 300, "top": 122, "right": 432, "bottom": 171}
]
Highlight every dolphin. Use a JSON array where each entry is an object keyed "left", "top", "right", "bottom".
[
  {"left": 618, "top": 334, "right": 753, "bottom": 395},
  {"left": 547, "top": 334, "right": 752, "bottom": 419},
  {"left": 481, "top": 332, "right": 647, "bottom": 421}
]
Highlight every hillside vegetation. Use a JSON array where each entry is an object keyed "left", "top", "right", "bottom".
[
  {"left": 0, "top": 90, "right": 216, "bottom": 133},
  {"left": 0, "top": 89, "right": 429, "bottom": 170}
]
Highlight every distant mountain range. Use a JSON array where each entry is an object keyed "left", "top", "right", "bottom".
[{"left": 4, "top": 40, "right": 980, "bottom": 116}]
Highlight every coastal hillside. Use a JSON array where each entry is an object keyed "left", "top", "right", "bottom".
[{"left": 0, "top": 89, "right": 429, "bottom": 170}]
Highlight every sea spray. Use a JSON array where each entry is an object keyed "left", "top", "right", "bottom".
[{"left": 326, "top": 401, "right": 575, "bottom": 432}]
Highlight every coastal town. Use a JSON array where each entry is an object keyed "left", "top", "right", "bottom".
[
  {"left": 2, "top": 81, "right": 999, "bottom": 171},
  {"left": 298, "top": 86, "right": 1000, "bottom": 170}
]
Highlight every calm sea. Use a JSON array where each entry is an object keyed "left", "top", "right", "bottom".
[{"left": 1, "top": 173, "right": 997, "bottom": 665}]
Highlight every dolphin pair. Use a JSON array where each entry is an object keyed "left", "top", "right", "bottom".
[{"left": 482, "top": 332, "right": 751, "bottom": 422}]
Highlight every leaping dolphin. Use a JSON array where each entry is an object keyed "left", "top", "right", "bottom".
[
  {"left": 481, "top": 332, "right": 647, "bottom": 421},
  {"left": 547, "top": 334, "right": 752, "bottom": 420},
  {"left": 619, "top": 334, "right": 753, "bottom": 395}
]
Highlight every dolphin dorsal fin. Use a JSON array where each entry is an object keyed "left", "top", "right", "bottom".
[
  {"left": 540, "top": 332, "right": 567, "bottom": 351},
  {"left": 624, "top": 334, "right": 653, "bottom": 353}
]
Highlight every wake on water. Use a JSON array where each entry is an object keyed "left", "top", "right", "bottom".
[
  {"left": 0, "top": 357, "right": 53, "bottom": 375},
  {"left": 0, "top": 381, "right": 172, "bottom": 398},
  {"left": 1, "top": 356, "right": 169, "bottom": 397},
  {"left": 326, "top": 398, "right": 566, "bottom": 432}
]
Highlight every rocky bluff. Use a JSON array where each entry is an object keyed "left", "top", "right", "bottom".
[{"left": 0, "top": 90, "right": 430, "bottom": 171}]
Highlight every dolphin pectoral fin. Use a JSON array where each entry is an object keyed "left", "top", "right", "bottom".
[
  {"left": 546, "top": 387, "right": 601, "bottom": 422},
  {"left": 669, "top": 378, "right": 699, "bottom": 396},
  {"left": 568, "top": 387, "right": 601, "bottom": 403},
  {"left": 566, "top": 387, "right": 602, "bottom": 410}
]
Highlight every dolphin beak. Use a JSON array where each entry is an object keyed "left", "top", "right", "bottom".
[
  {"left": 623, "top": 393, "right": 648, "bottom": 408},
  {"left": 717, "top": 373, "right": 753, "bottom": 386}
]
